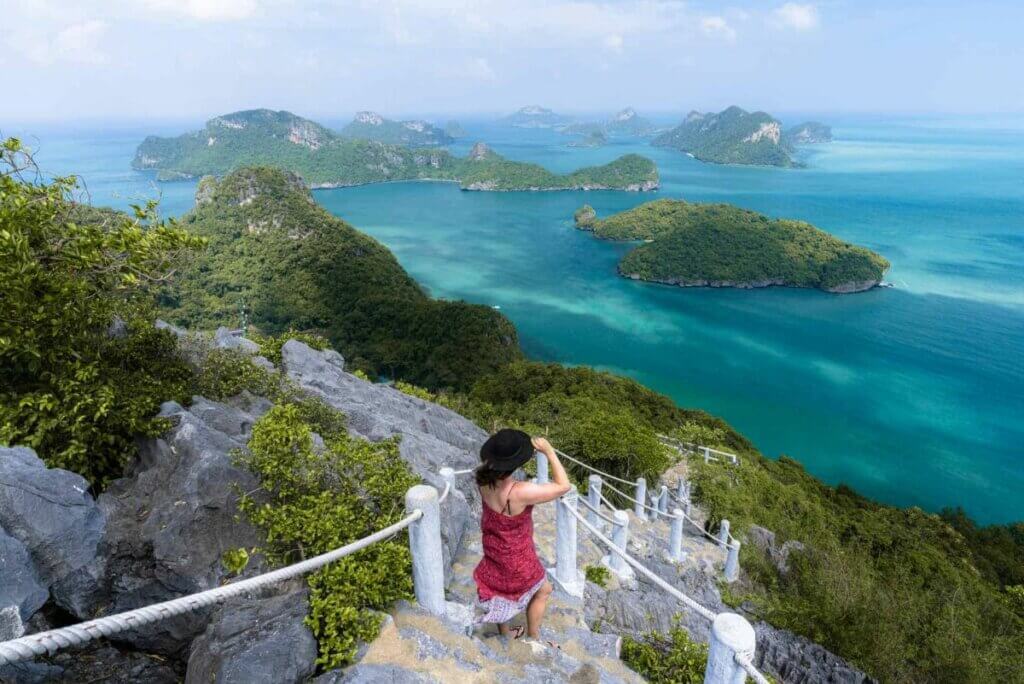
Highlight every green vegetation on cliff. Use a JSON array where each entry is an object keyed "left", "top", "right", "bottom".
[
  {"left": 690, "top": 451, "right": 1024, "bottom": 682},
  {"left": 160, "top": 166, "right": 521, "bottom": 389},
  {"left": 653, "top": 106, "right": 797, "bottom": 167},
  {"left": 461, "top": 145, "right": 657, "bottom": 191},
  {"left": 579, "top": 199, "right": 889, "bottom": 292},
  {"left": 339, "top": 111, "right": 453, "bottom": 146},
  {"left": 134, "top": 109, "right": 658, "bottom": 192}
]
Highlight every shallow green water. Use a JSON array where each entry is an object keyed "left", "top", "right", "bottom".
[{"left": 21, "top": 116, "right": 1024, "bottom": 523}]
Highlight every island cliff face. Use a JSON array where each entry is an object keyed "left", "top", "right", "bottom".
[
  {"left": 133, "top": 109, "right": 659, "bottom": 193},
  {"left": 575, "top": 199, "right": 889, "bottom": 293}
]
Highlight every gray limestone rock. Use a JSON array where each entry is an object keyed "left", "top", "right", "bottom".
[
  {"left": 185, "top": 585, "right": 317, "bottom": 684},
  {"left": 83, "top": 394, "right": 269, "bottom": 653},
  {"left": 314, "top": 663, "right": 439, "bottom": 683},
  {"left": 0, "top": 528, "right": 48, "bottom": 622},
  {"left": 281, "top": 340, "right": 483, "bottom": 576},
  {"left": 0, "top": 445, "right": 105, "bottom": 617},
  {"left": 214, "top": 327, "right": 260, "bottom": 355}
]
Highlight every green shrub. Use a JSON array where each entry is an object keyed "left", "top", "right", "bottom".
[
  {"left": 393, "top": 380, "right": 436, "bottom": 402},
  {"left": 193, "top": 347, "right": 280, "bottom": 401},
  {"left": 585, "top": 564, "right": 610, "bottom": 588},
  {"left": 688, "top": 454, "right": 1024, "bottom": 681},
  {"left": 0, "top": 137, "right": 204, "bottom": 485},
  {"left": 221, "top": 548, "right": 251, "bottom": 576},
  {"left": 236, "top": 402, "right": 418, "bottom": 669},
  {"left": 621, "top": 623, "right": 708, "bottom": 684}
]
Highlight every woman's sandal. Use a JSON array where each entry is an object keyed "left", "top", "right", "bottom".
[{"left": 502, "top": 625, "right": 525, "bottom": 639}]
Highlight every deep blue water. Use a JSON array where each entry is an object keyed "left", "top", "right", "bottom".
[{"left": 12, "top": 115, "right": 1024, "bottom": 524}]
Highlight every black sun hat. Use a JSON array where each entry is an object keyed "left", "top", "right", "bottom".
[{"left": 480, "top": 428, "right": 534, "bottom": 471}]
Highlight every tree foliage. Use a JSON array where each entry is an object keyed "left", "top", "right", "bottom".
[
  {"left": 236, "top": 402, "right": 418, "bottom": 669},
  {"left": 0, "top": 137, "right": 203, "bottom": 483},
  {"left": 621, "top": 623, "right": 710, "bottom": 684},
  {"left": 689, "top": 453, "right": 1024, "bottom": 682},
  {"left": 160, "top": 167, "right": 521, "bottom": 390}
]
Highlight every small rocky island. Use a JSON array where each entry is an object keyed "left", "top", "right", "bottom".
[
  {"left": 133, "top": 109, "right": 659, "bottom": 192},
  {"left": 652, "top": 106, "right": 831, "bottom": 167},
  {"left": 575, "top": 199, "right": 889, "bottom": 293},
  {"left": 567, "top": 131, "right": 608, "bottom": 148}
]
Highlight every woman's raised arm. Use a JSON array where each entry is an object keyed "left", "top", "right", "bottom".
[{"left": 514, "top": 437, "right": 572, "bottom": 506}]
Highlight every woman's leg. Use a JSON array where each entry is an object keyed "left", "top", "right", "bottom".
[{"left": 525, "top": 581, "right": 553, "bottom": 639}]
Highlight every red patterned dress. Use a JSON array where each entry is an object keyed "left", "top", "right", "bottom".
[{"left": 473, "top": 483, "right": 547, "bottom": 624}]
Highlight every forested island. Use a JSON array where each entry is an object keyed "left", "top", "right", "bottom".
[
  {"left": 566, "top": 131, "right": 607, "bottom": 148},
  {"left": 339, "top": 111, "right": 453, "bottom": 146},
  {"left": 575, "top": 199, "right": 889, "bottom": 292},
  {"left": 133, "top": 109, "right": 658, "bottom": 192},
  {"left": 563, "top": 107, "right": 657, "bottom": 138},
  {"left": 501, "top": 105, "right": 571, "bottom": 128},
  {"left": 652, "top": 106, "right": 831, "bottom": 167}
]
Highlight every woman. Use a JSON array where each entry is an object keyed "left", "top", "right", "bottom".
[{"left": 472, "top": 428, "right": 572, "bottom": 645}]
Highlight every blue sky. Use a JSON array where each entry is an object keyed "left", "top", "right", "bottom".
[{"left": 2, "top": 0, "right": 1023, "bottom": 122}]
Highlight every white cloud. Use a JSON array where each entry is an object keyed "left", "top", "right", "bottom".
[
  {"left": 138, "top": 0, "right": 259, "bottom": 22},
  {"left": 772, "top": 3, "right": 819, "bottom": 31},
  {"left": 700, "top": 16, "right": 736, "bottom": 42},
  {"left": 604, "top": 34, "right": 624, "bottom": 54},
  {"left": 14, "top": 19, "right": 109, "bottom": 65}
]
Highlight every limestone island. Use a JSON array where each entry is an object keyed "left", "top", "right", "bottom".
[
  {"left": 501, "top": 105, "right": 572, "bottom": 128},
  {"left": 652, "top": 106, "right": 832, "bottom": 167},
  {"left": 574, "top": 199, "right": 889, "bottom": 293},
  {"left": 133, "top": 109, "right": 659, "bottom": 192},
  {"left": 567, "top": 131, "right": 608, "bottom": 148},
  {"left": 339, "top": 111, "right": 453, "bottom": 146}
]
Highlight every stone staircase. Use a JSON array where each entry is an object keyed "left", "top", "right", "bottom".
[{"left": 339, "top": 470, "right": 729, "bottom": 684}]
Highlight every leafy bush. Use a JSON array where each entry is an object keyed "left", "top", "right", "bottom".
[
  {"left": 393, "top": 381, "right": 436, "bottom": 402},
  {"left": 688, "top": 454, "right": 1024, "bottom": 681},
  {"left": 236, "top": 402, "right": 418, "bottom": 669},
  {"left": 585, "top": 564, "right": 610, "bottom": 588},
  {"left": 621, "top": 623, "right": 709, "bottom": 684},
  {"left": 0, "top": 137, "right": 203, "bottom": 485}
]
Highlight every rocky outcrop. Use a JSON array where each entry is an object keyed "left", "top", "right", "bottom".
[
  {"left": 280, "top": 340, "right": 480, "bottom": 577},
  {"left": 467, "top": 142, "right": 493, "bottom": 161},
  {"left": 185, "top": 584, "right": 317, "bottom": 683},
  {"left": 0, "top": 445, "right": 105, "bottom": 617},
  {"left": 82, "top": 394, "right": 270, "bottom": 652},
  {"left": 0, "top": 529, "right": 48, "bottom": 622}
]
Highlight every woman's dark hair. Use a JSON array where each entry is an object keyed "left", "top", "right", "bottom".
[
  {"left": 475, "top": 463, "right": 513, "bottom": 488},
  {"left": 475, "top": 428, "right": 533, "bottom": 488}
]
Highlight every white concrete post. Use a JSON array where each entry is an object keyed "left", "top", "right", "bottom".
[
  {"left": 587, "top": 475, "right": 603, "bottom": 530},
  {"left": 719, "top": 519, "right": 731, "bottom": 546},
  {"left": 609, "top": 511, "right": 630, "bottom": 575},
  {"left": 405, "top": 484, "right": 446, "bottom": 615},
  {"left": 676, "top": 478, "right": 687, "bottom": 502},
  {"left": 658, "top": 485, "right": 669, "bottom": 515},
  {"left": 439, "top": 467, "right": 455, "bottom": 500},
  {"left": 724, "top": 539, "right": 741, "bottom": 583},
  {"left": 703, "top": 446, "right": 711, "bottom": 464},
  {"left": 668, "top": 508, "right": 685, "bottom": 562},
  {"left": 535, "top": 451, "right": 548, "bottom": 484},
  {"left": 634, "top": 477, "right": 647, "bottom": 521},
  {"left": 554, "top": 485, "right": 583, "bottom": 596},
  {"left": 703, "top": 613, "right": 756, "bottom": 684}
]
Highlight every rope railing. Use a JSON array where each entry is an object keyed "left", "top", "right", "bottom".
[
  {"left": 602, "top": 480, "right": 679, "bottom": 518},
  {"left": 578, "top": 495, "right": 618, "bottom": 525},
  {"left": 0, "top": 512, "right": 422, "bottom": 666},
  {"left": 566, "top": 498, "right": 717, "bottom": 622},
  {"left": 735, "top": 652, "right": 771, "bottom": 684},
  {"left": 554, "top": 449, "right": 637, "bottom": 487}
]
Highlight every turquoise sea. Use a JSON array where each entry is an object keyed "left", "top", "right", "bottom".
[{"left": 11, "top": 115, "right": 1024, "bottom": 524}]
